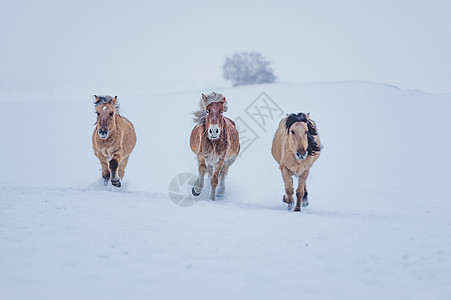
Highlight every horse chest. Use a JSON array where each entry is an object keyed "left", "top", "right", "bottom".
[
  {"left": 100, "top": 148, "right": 108, "bottom": 158},
  {"left": 285, "top": 157, "right": 309, "bottom": 176},
  {"left": 99, "top": 147, "right": 111, "bottom": 159},
  {"left": 200, "top": 139, "right": 226, "bottom": 164},
  {"left": 291, "top": 165, "right": 307, "bottom": 176},
  {"left": 204, "top": 152, "right": 221, "bottom": 166},
  {"left": 98, "top": 142, "right": 120, "bottom": 160}
]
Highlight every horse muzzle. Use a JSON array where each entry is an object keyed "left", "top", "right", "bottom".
[
  {"left": 208, "top": 125, "right": 221, "bottom": 140},
  {"left": 296, "top": 151, "right": 308, "bottom": 160},
  {"left": 98, "top": 128, "right": 109, "bottom": 139}
]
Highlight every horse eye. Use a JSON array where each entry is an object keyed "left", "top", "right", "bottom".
[
  {"left": 96, "top": 112, "right": 100, "bottom": 116},
  {"left": 206, "top": 110, "right": 209, "bottom": 114},
  {"left": 291, "top": 130, "right": 295, "bottom": 135},
  {"left": 220, "top": 111, "right": 223, "bottom": 115},
  {"left": 109, "top": 112, "right": 114, "bottom": 116}
]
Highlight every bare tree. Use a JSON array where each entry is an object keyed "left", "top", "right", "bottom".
[{"left": 223, "top": 51, "right": 277, "bottom": 86}]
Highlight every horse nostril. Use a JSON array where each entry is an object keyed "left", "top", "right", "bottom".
[
  {"left": 209, "top": 129, "right": 212, "bottom": 134},
  {"left": 215, "top": 129, "right": 219, "bottom": 134}
]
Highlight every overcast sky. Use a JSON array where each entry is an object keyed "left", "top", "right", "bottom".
[{"left": 0, "top": 0, "right": 450, "bottom": 101}]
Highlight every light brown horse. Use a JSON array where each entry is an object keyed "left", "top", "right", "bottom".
[
  {"left": 272, "top": 113, "right": 321, "bottom": 211},
  {"left": 92, "top": 95, "right": 136, "bottom": 187},
  {"left": 190, "top": 92, "right": 240, "bottom": 200}
]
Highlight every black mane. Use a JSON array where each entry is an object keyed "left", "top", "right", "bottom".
[
  {"left": 285, "top": 113, "right": 321, "bottom": 156},
  {"left": 94, "top": 95, "right": 113, "bottom": 105},
  {"left": 93, "top": 95, "right": 120, "bottom": 115}
]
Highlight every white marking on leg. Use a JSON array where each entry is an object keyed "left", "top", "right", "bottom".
[
  {"left": 194, "top": 172, "right": 205, "bottom": 194},
  {"left": 216, "top": 179, "right": 225, "bottom": 197}
]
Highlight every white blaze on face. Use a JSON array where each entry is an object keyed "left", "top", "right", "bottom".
[{"left": 103, "top": 106, "right": 107, "bottom": 111}]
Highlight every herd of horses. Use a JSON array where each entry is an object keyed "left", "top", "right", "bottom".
[{"left": 92, "top": 92, "right": 321, "bottom": 212}]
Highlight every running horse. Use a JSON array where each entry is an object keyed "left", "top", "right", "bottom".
[
  {"left": 190, "top": 92, "right": 240, "bottom": 200},
  {"left": 272, "top": 113, "right": 321, "bottom": 211},
  {"left": 92, "top": 95, "right": 136, "bottom": 187}
]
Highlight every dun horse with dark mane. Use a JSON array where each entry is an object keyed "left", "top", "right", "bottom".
[
  {"left": 92, "top": 95, "right": 136, "bottom": 187},
  {"left": 190, "top": 92, "right": 240, "bottom": 200},
  {"left": 272, "top": 113, "right": 321, "bottom": 211}
]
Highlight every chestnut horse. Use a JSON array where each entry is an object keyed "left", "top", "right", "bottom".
[
  {"left": 92, "top": 95, "right": 136, "bottom": 187},
  {"left": 190, "top": 92, "right": 240, "bottom": 200},
  {"left": 272, "top": 113, "right": 321, "bottom": 211}
]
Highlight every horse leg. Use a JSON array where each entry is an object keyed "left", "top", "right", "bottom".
[
  {"left": 110, "top": 155, "right": 122, "bottom": 188},
  {"left": 207, "top": 164, "right": 214, "bottom": 178},
  {"left": 281, "top": 167, "right": 294, "bottom": 210},
  {"left": 210, "top": 159, "right": 225, "bottom": 201},
  {"left": 118, "top": 156, "right": 129, "bottom": 179},
  {"left": 303, "top": 187, "right": 309, "bottom": 207},
  {"left": 217, "top": 157, "right": 235, "bottom": 198},
  {"left": 192, "top": 156, "right": 206, "bottom": 196},
  {"left": 101, "top": 160, "right": 110, "bottom": 185},
  {"left": 295, "top": 170, "right": 310, "bottom": 211}
]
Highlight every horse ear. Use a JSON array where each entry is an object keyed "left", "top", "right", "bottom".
[
  {"left": 306, "top": 112, "right": 310, "bottom": 119},
  {"left": 222, "top": 96, "right": 228, "bottom": 112},
  {"left": 112, "top": 95, "right": 117, "bottom": 105},
  {"left": 202, "top": 94, "right": 207, "bottom": 101}
]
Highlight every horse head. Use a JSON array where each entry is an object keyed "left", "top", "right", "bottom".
[
  {"left": 203, "top": 93, "right": 226, "bottom": 140},
  {"left": 286, "top": 113, "right": 320, "bottom": 160},
  {"left": 94, "top": 95, "right": 119, "bottom": 139}
]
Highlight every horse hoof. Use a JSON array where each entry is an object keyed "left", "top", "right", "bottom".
[
  {"left": 192, "top": 187, "right": 201, "bottom": 196},
  {"left": 111, "top": 179, "right": 121, "bottom": 188},
  {"left": 287, "top": 202, "right": 294, "bottom": 210},
  {"left": 302, "top": 201, "right": 309, "bottom": 207},
  {"left": 282, "top": 196, "right": 293, "bottom": 204},
  {"left": 294, "top": 206, "right": 301, "bottom": 212}
]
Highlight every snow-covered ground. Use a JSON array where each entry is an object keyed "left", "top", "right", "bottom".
[{"left": 1, "top": 82, "right": 450, "bottom": 299}]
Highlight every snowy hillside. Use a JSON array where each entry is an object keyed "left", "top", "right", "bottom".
[{"left": 1, "top": 82, "right": 451, "bottom": 300}]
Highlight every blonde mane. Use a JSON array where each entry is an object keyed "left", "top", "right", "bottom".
[{"left": 192, "top": 92, "right": 228, "bottom": 125}]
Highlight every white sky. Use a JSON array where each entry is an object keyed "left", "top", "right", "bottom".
[{"left": 1, "top": 0, "right": 450, "bottom": 99}]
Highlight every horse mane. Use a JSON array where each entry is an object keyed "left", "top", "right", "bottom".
[
  {"left": 193, "top": 92, "right": 228, "bottom": 125},
  {"left": 94, "top": 95, "right": 120, "bottom": 115},
  {"left": 286, "top": 113, "right": 321, "bottom": 156}
]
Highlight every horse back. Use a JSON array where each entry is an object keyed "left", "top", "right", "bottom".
[
  {"left": 224, "top": 117, "right": 236, "bottom": 127},
  {"left": 224, "top": 117, "right": 240, "bottom": 158},
  {"left": 190, "top": 124, "right": 203, "bottom": 155},
  {"left": 119, "top": 116, "right": 137, "bottom": 156}
]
